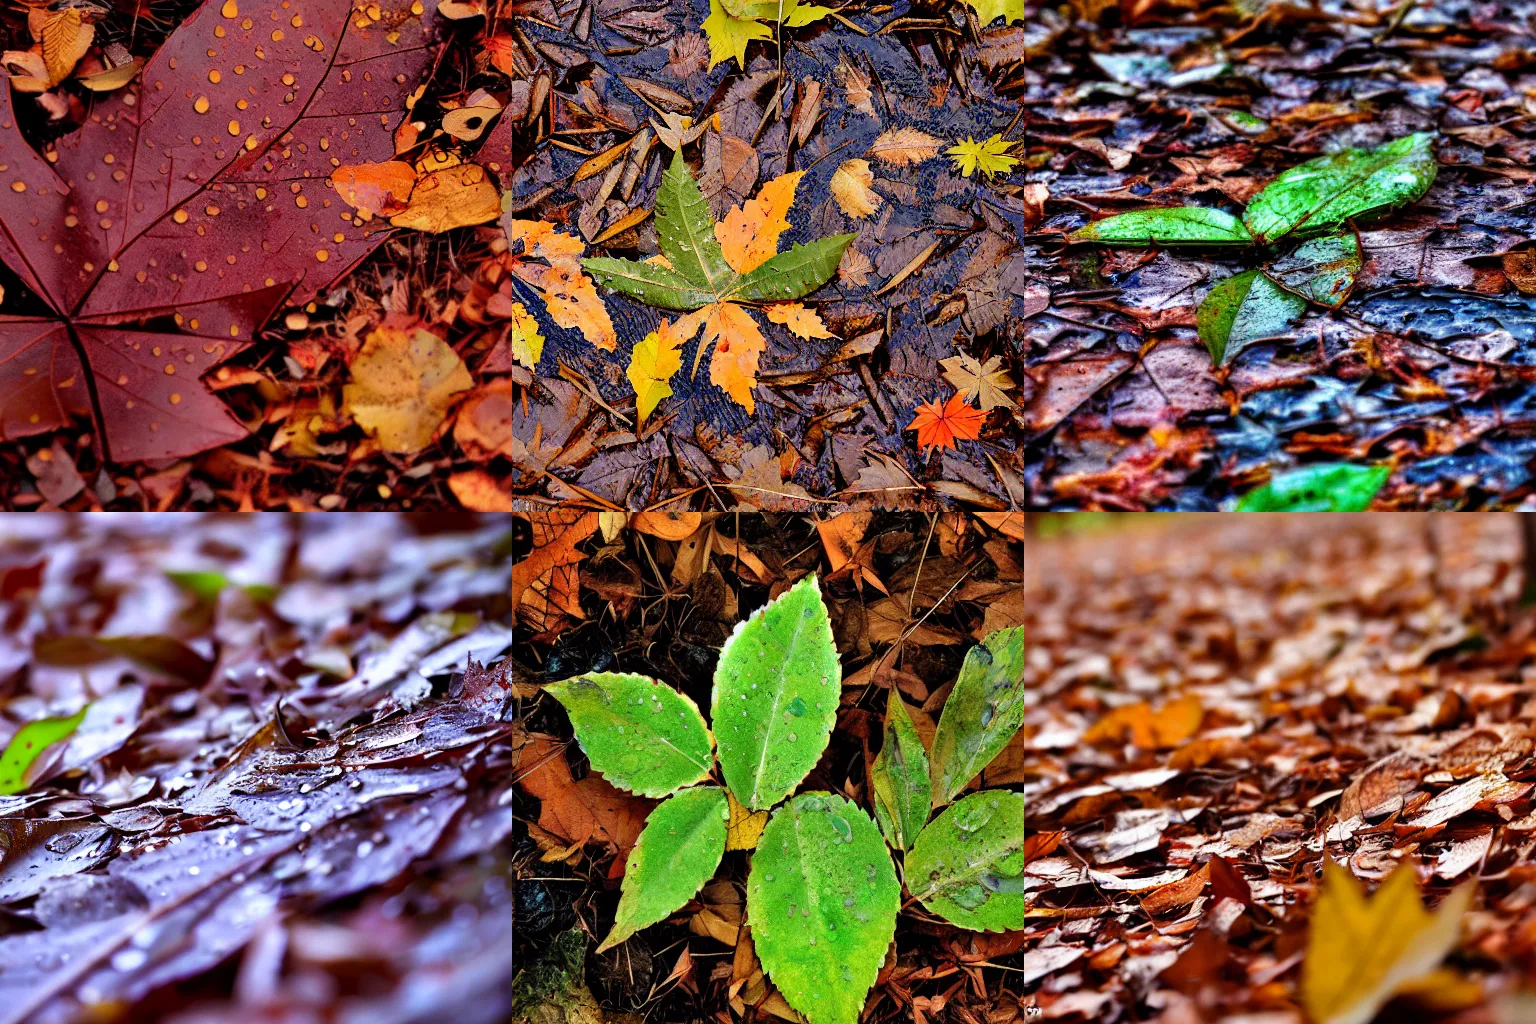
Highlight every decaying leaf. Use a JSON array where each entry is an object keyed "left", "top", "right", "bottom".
[
  {"left": 342, "top": 322, "right": 474, "bottom": 453},
  {"left": 830, "top": 159, "right": 882, "bottom": 219},
  {"left": 940, "top": 354, "right": 1017, "bottom": 411}
]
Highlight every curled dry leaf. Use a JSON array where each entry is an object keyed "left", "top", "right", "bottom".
[
  {"left": 831, "top": 159, "right": 882, "bottom": 219},
  {"left": 342, "top": 322, "right": 474, "bottom": 453},
  {"left": 454, "top": 378, "right": 513, "bottom": 459}
]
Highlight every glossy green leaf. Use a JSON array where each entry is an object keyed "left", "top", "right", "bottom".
[
  {"left": 655, "top": 151, "right": 735, "bottom": 294},
  {"left": 727, "top": 234, "right": 856, "bottom": 303},
  {"left": 712, "top": 575, "right": 840, "bottom": 809},
  {"left": 930, "top": 626, "right": 1025, "bottom": 808},
  {"left": 747, "top": 793, "right": 900, "bottom": 1024},
  {"left": 1267, "top": 232, "right": 1361, "bottom": 308},
  {"left": 1197, "top": 269, "right": 1307, "bottom": 366},
  {"left": 1244, "top": 132, "right": 1438, "bottom": 244},
  {"left": 1070, "top": 207, "right": 1253, "bottom": 246},
  {"left": 907, "top": 791, "right": 1023, "bottom": 933},
  {"left": 1233, "top": 463, "right": 1391, "bottom": 512},
  {"left": 580, "top": 256, "right": 717, "bottom": 310},
  {"left": 0, "top": 707, "right": 87, "bottom": 795},
  {"left": 870, "top": 689, "right": 930, "bottom": 852},
  {"left": 597, "top": 785, "right": 728, "bottom": 952},
  {"left": 544, "top": 672, "right": 714, "bottom": 798}
]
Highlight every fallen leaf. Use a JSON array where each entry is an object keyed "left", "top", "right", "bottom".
[
  {"left": 342, "top": 321, "right": 474, "bottom": 454},
  {"left": 726, "top": 790, "right": 769, "bottom": 850},
  {"left": 946, "top": 134, "right": 1018, "bottom": 178},
  {"left": 390, "top": 163, "right": 502, "bottom": 232},
  {"left": 504, "top": 218, "right": 618, "bottom": 352},
  {"left": 512, "top": 511, "right": 599, "bottom": 631},
  {"left": 716, "top": 171, "right": 802, "bottom": 274},
  {"left": 1083, "top": 695, "right": 1204, "bottom": 750},
  {"left": 507, "top": 301, "right": 546, "bottom": 369},
  {"left": 865, "top": 127, "right": 945, "bottom": 167},
  {"left": 701, "top": 302, "right": 768, "bottom": 415},
  {"left": 906, "top": 393, "right": 987, "bottom": 454},
  {"left": 765, "top": 302, "right": 834, "bottom": 339},
  {"left": 515, "top": 731, "right": 650, "bottom": 857},
  {"left": 940, "top": 353, "right": 1018, "bottom": 411},
  {"left": 831, "top": 159, "right": 882, "bottom": 219},
  {"left": 447, "top": 469, "right": 512, "bottom": 511},
  {"left": 330, "top": 161, "right": 418, "bottom": 219},
  {"left": 627, "top": 318, "right": 686, "bottom": 427}
]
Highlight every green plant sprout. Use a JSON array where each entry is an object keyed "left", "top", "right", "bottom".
[
  {"left": 543, "top": 576, "right": 1024, "bottom": 1024},
  {"left": 1071, "top": 133, "right": 1437, "bottom": 366}
]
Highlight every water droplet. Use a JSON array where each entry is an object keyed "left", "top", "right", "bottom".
[
  {"left": 829, "top": 815, "right": 851, "bottom": 843},
  {"left": 788, "top": 732, "right": 798, "bottom": 742},
  {"left": 980, "top": 704, "right": 994, "bottom": 728},
  {"left": 954, "top": 801, "right": 995, "bottom": 833},
  {"left": 786, "top": 696, "right": 807, "bottom": 717},
  {"left": 843, "top": 894, "right": 854, "bottom": 907},
  {"left": 808, "top": 936, "right": 817, "bottom": 946}
]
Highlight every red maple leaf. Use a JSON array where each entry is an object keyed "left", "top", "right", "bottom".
[
  {"left": 905, "top": 392, "right": 987, "bottom": 454},
  {"left": 0, "top": 0, "right": 446, "bottom": 461}
]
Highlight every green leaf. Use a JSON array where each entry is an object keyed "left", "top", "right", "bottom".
[
  {"left": 0, "top": 706, "right": 87, "bottom": 795},
  {"left": 1243, "top": 132, "right": 1438, "bottom": 244},
  {"left": 655, "top": 151, "right": 735, "bottom": 294},
  {"left": 747, "top": 793, "right": 900, "bottom": 1024},
  {"left": 597, "top": 785, "right": 728, "bottom": 952},
  {"left": 712, "top": 575, "right": 840, "bottom": 809},
  {"left": 907, "top": 791, "right": 1023, "bottom": 933},
  {"left": 165, "top": 570, "right": 230, "bottom": 602},
  {"left": 1071, "top": 207, "right": 1253, "bottom": 247},
  {"left": 869, "top": 689, "right": 930, "bottom": 852},
  {"left": 544, "top": 672, "right": 714, "bottom": 798},
  {"left": 727, "top": 234, "right": 855, "bottom": 304},
  {"left": 930, "top": 626, "right": 1025, "bottom": 808},
  {"left": 1197, "top": 269, "right": 1307, "bottom": 366},
  {"left": 581, "top": 256, "right": 716, "bottom": 310},
  {"left": 1266, "top": 232, "right": 1361, "bottom": 309},
  {"left": 1233, "top": 463, "right": 1391, "bottom": 512}
]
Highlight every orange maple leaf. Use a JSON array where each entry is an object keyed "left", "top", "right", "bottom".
[
  {"left": 906, "top": 393, "right": 987, "bottom": 453},
  {"left": 715, "top": 171, "right": 802, "bottom": 274},
  {"left": 504, "top": 219, "right": 617, "bottom": 351}
]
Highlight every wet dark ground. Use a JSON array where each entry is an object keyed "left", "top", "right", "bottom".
[{"left": 1017, "top": 1, "right": 1536, "bottom": 509}]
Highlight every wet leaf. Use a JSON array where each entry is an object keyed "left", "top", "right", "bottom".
[
  {"left": 716, "top": 171, "right": 802, "bottom": 274},
  {"left": 34, "top": 634, "right": 213, "bottom": 683},
  {"left": 765, "top": 302, "right": 834, "bottom": 340},
  {"left": 907, "top": 393, "right": 987, "bottom": 455},
  {"left": 865, "top": 128, "right": 944, "bottom": 167},
  {"left": 869, "top": 689, "right": 930, "bottom": 852},
  {"left": 702, "top": 0, "right": 772, "bottom": 70},
  {"left": 1267, "top": 232, "right": 1362, "bottom": 308},
  {"left": 388, "top": 163, "right": 502, "bottom": 233},
  {"left": 711, "top": 575, "right": 840, "bottom": 810},
  {"left": 930, "top": 626, "right": 1025, "bottom": 807},
  {"left": 963, "top": 0, "right": 1024, "bottom": 25},
  {"left": 1197, "top": 269, "right": 1307, "bottom": 366},
  {"left": 626, "top": 318, "right": 685, "bottom": 428},
  {"left": 746, "top": 793, "right": 900, "bottom": 1024},
  {"left": 728, "top": 235, "right": 855, "bottom": 304},
  {"left": 655, "top": 150, "right": 737, "bottom": 294},
  {"left": 596, "top": 785, "right": 729, "bottom": 952},
  {"left": 907, "top": 791, "right": 1023, "bottom": 932},
  {"left": 1302, "top": 859, "right": 1473, "bottom": 1024},
  {"left": 0, "top": 707, "right": 87, "bottom": 794},
  {"left": 329, "top": 160, "right": 417, "bottom": 219},
  {"left": 699, "top": 301, "right": 769, "bottom": 415},
  {"left": 940, "top": 353, "right": 1017, "bottom": 412},
  {"left": 504, "top": 217, "right": 619, "bottom": 351},
  {"left": 946, "top": 134, "right": 1018, "bottom": 178},
  {"left": 1072, "top": 207, "right": 1253, "bottom": 247},
  {"left": 1244, "top": 133, "right": 1438, "bottom": 244},
  {"left": 830, "top": 159, "right": 882, "bottom": 219},
  {"left": 1233, "top": 463, "right": 1391, "bottom": 512},
  {"left": 342, "top": 322, "right": 474, "bottom": 454},
  {"left": 543, "top": 672, "right": 714, "bottom": 798}
]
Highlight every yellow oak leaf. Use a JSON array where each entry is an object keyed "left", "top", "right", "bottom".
[
  {"left": 701, "top": 302, "right": 766, "bottom": 414},
  {"left": 726, "top": 790, "right": 769, "bottom": 851},
  {"left": 627, "top": 318, "right": 685, "bottom": 427},
  {"left": 765, "top": 302, "right": 833, "bottom": 339},
  {"left": 830, "top": 159, "right": 882, "bottom": 219},
  {"left": 940, "top": 353, "right": 1017, "bottom": 411},
  {"left": 865, "top": 127, "right": 944, "bottom": 167},
  {"left": 702, "top": 0, "right": 771, "bottom": 70},
  {"left": 508, "top": 301, "right": 545, "bottom": 369},
  {"left": 946, "top": 134, "right": 1018, "bottom": 179},
  {"left": 1302, "top": 859, "right": 1474, "bottom": 1024},
  {"left": 715, "top": 171, "right": 804, "bottom": 274},
  {"left": 342, "top": 323, "right": 474, "bottom": 454}
]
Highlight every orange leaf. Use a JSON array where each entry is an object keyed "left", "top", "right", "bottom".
[
  {"left": 701, "top": 302, "right": 767, "bottom": 414},
  {"left": 765, "top": 301, "right": 834, "bottom": 339},
  {"left": 512, "top": 511, "right": 598, "bottom": 632},
  {"left": 1083, "top": 694, "right": 1204, "bottom": 750},
  {"left": 330, "top": 160, "right": 417, "bottom": 219},
  {"left": 715, "top": 171, "right": 803, "bottom": 274},
  {"left": 905, "top": 392, "right": 986, "bottom": 453},
  {"left": 514, "top": 257, "right": 617, "bottom": 352},
  {"left": 504, "top": 219, "right": 587, "bottom": 260}
]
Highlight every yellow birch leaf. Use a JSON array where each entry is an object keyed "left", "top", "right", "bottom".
[
  {"left": 726, "top": 789, "right": 770, "bottom": 851},
  {"left": 715, "top": 171, "right": 804, "bottom": 274},
  {"left": 342, "top": 323, "right": 474, "bottom": 454},
  {"left": 1302, "top": 859, "right": 1474, "bottom": 1024},
  {"left": 627, "top": 318, "right": 685, "bottom": 427},
  {"left": 701, "top": 302, "right": 766, "bottom": 414},
  {"left": 830, "top": 159, "right": 882, "bottom": 219},
  {"left": 765, "top": 302, "right": 833, "bottom": 339},
  {"left": 507, "top": 301, "right": 545, "bottom": 369}
]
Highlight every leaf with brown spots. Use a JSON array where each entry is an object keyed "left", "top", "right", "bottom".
[{"left": 0, "top": 0, "right": 447, "bottom": 462}]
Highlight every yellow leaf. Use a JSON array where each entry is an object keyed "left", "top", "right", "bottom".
[
  {"left": 940, "top": 353, "right": 1017, "bottom": 411},
  {"left": 964, "top": 0, "right": 1025, "bottom": 24},
  {"left": 765, "top": 302, "right": 833, "bottom": 340},
  {"left": 726, "top": 790, "right": 769, "bottom": 851},
  {"left": 703, "top": 0, "right": 771, "bottom": 71},
  {"left": 716, "top": 171, "right": 803, "bottom": 274},
  {"left": 701, "top": 302, "right": 766, "bottom": 414},
  {"left": 946, "top": 134, "right": 1019, "bottom": 179},
  {"left": 830, "top": 159, "right": 882, "bottom": 219},
  {"left": 627, "top": 318, "right": 685, "bottom": 427},
  {"left": 513, "top": 258, "right": 618, "bottom": 352},
  {"left": 1302, "top": 859, "right": 1474, "bottom": 1024},
  {"left": 865, "top": 127, "right": 944, "bottom": 167},
  {"left": 1083, "top": 694, "right": 1203, "bottom": 750},
  {"left": 389, "top": 163, "right": 501, "bottom": 232},
  {"left": 342, "top": 323, "right": 474, "bottom": 454},
  {"left": 36, "top": 9, "right": 92, "bottom": 88},
  {"left": 507, "top": 301, "right": 545, "bottom": 369}
]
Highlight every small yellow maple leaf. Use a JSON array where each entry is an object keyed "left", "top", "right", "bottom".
[
  {"left": 766, "top": 302, "right": 833, "bottom": 340},
  {"left": 702, "top": 0, "right": 771, "bottom": 70},
  {"left": 1302, "top": 859, "right": 1474, "bottom": 1024},
  {"left": 725, "top": 790, "right": 769, "bottom": 850},
  {"left": 830, "top": 159, "right": 882, "bottom": 219},
  {"left": 507, "top": 301, "right": 545, "bottom": 370},
  {"left": 946, "top": 134, "right": 1018, "bottom": 179},
  {"left": 626, "top": 318, "right": 684, "bottom": 427},
  {"left": 716, "top": 171, "right": 802, "bottom": 274}
]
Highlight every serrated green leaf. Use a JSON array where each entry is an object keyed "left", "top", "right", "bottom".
[
  {"left": 0, "top": 706, "right": 87, "bottom": 795},
  {"left": 907, "top": 791, "right": 1023, "bottom": 933},
  {"left": 1071, "top": 207, "right": 1253, "bottom": 247},
  {"left": 597, "top": 786, "right": 728, "bottom": 952},
  {"left": 656, "top": 151, "right": 735, "bottom": 294},
  {"left": 930, "top": 626, "right": 1025, "bottom": 808},
  {"left": 1197, "top": 269, "right": 1307, "bottom": 366},
  {"left": 727, "top": 234, "right": 855, "bottom": 304},
  {"left": 1267, "top": 232, "right": 1361, "bottom": 309},
  {"left": 1233, "top": 463, "right": 1391, "bottom": 512},
  {"left": 581, "top": 256, "right": 717, "bottom": 310},
  {"left": 544, "top": 672, "right": 715, "bottom": 798},
  {"left": 1244, "top": 133, "right": 1438, "bottom": 244},
  {"left": 870, "top": 689, "right": 929, "bottom": 852},
  {"left": 712, "top": 575, "right": 840, "bottom": 809},
  {"left": 747, "top": 793, "right": 900, "bottom": 1024}
]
